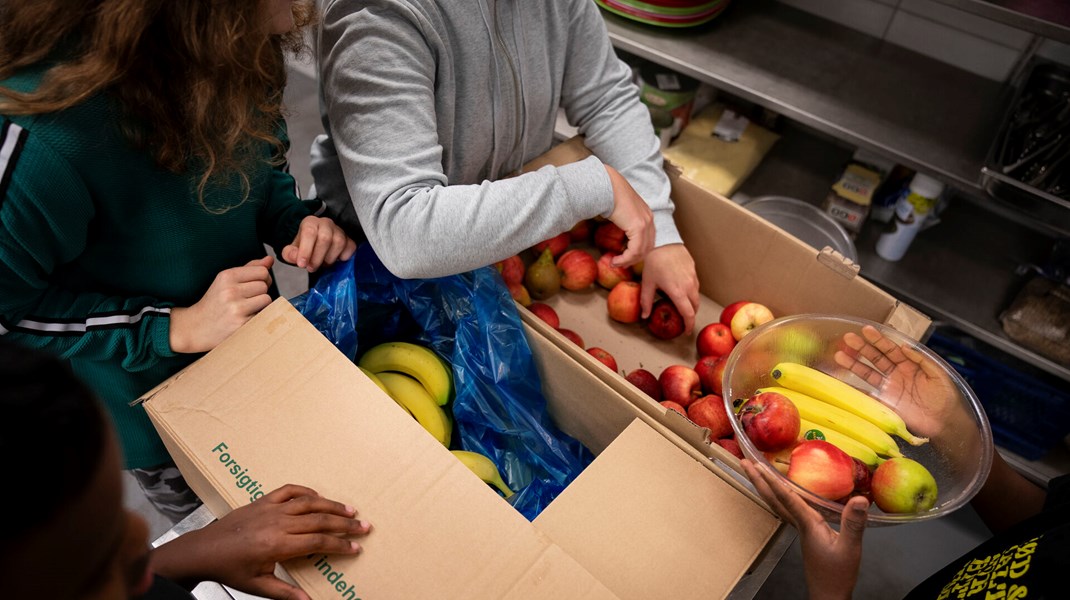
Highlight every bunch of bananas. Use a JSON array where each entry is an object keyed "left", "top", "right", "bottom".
[
  {"left": 760, "top": 361, "right": 929, "bottom": 464},
  {"left": 357, "top": 341, "right": 513, "bottom": 498},
  {"left": 359, "top": 341, "right": 454, "bottom": 446}
]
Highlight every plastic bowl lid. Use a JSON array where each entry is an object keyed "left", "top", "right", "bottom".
[{"left": 742, "top": 196, "right": 858, "bottom": 263}]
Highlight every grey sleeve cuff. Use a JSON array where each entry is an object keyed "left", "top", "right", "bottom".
[
  {"left": 653, "top": 208, "right": 684, "bottom": 248},
  {"left": 554, "top": 155, "right": 615, "bottom": 220}
]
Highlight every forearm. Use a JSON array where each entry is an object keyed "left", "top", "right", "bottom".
[
  {"left": 970, "top": 450, "right": 1046, "bottom": 534},
  {"left": 150, "top": 528, "right": 215, "bottom": 589},
  {"left": 561, "top": 0, "right": 681, "bottom": 249},
  {"left": 0, "top": 288, "right": 175, "bottom": 369},
  {"left": 359, "top": 156, "right": 611, "bottom": 279}
]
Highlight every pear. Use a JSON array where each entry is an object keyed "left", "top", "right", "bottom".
[{"left": 524, "top": 247, "right": 561, "bottom": 300}]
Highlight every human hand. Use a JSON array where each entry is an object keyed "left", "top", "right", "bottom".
[
  {"left": 281, "top": 216, "right": 357, "bottom": 272},
  {"left": 834, "top": 325, "right": 963, "bottom": 439},
  {"left": 638, "top": 243, "right": 700, "bottom": 334},
  {"left": 169, "top": 256, "right": 275, "bottom": 353},
  {"left": 603, "top": 165, "right": 655, "bottom": 268},
  {"left": 152, "top": 484, "right": 372, "bottom": 600},
  {"left": 742, "top": 459, "right": 867, "bottom": 600}
]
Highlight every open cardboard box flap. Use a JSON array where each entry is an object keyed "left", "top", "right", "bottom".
[
  {"left": 519, "top": 136, "right": 930, "bottom": 460},
  {"left": 143, "top": 298, "right": 781, "bottom": 600}
]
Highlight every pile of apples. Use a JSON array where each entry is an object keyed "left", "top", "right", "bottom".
[
  {"left": 493, "top": 221, "right": 782, "bottom": 460},
  {"left": 630, "top": 301, "right": 775, "bottom": 459}
]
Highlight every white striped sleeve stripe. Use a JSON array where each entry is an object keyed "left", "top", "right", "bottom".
[
  {"left": 0, "top": 121, "right": 28, "bottom": 197},
  {"left": 4, "top": 306, "right": 171, "bottom": 335}
]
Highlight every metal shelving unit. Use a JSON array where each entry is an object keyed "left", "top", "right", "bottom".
[
  {"left": 930, "top": 0, "right": 1070, "bottom": 44},
  {"left": 603, "top": 0, "right": 1009, "bottom": 196}
]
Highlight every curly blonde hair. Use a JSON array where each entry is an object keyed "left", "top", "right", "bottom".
[{"left": 0, "top": 0, "right": 316, "bottom": 204}]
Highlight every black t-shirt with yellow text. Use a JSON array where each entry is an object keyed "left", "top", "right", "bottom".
[{"left": 905, "top": 475, "right": 1069, "bottom": 600}]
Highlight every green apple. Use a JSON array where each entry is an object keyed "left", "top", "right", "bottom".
[
  {"left": 871, "top": 457, "right": 938, "bottom": 513},
  {"left": 777, "top": 326, "right": 825, "bottom": 365}
]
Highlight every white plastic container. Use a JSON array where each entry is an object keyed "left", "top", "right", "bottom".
[{"left": 875, "top": 173, "right": 944, "bottom": 261}]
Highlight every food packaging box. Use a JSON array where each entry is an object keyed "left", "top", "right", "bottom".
[
  {"left": 140, "top": 298, "right": 788, "bottom": 600},
  {"left": 520, "top": 137, "right": 930, "bottom": 467}
]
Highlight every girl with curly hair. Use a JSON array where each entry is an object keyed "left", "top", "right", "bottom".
[{"left": 0, "top": 0, "right": 356, "bottom": 522}]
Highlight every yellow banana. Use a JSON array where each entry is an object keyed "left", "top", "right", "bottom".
[
  {"left": 451, "top": 450, "right": 514, "bottom": 498},
  {"left": 376, "top": 372, "right": 452, "bottom": 447},
  {"left": 770, "top": 362, "right": 928, "bottom": 446},
  {"left": 359, "top": 367, "right": 412, "bottom": 417},
  {"left": 358, "top": 342, "right": 452, "bottom": 406},
  {"left": 798, "top": 418, "right": 882, "bottom": 468},
  {"left": 757, "top": 386, "right": 903, "bottom": 458}
]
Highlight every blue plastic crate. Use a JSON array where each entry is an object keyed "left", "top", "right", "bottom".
[{"left": 927, "top": 331, "right": 1070, "bottom": 461}]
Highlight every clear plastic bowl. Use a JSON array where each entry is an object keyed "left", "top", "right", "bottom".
[
  {"left": 743, "top": 196, "right": 858, "bottom": 263},
  {"left": 722, "top": 314, "right": 993, "bottom": 526}
]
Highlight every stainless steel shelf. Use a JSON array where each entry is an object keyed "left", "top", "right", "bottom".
[
  {"left": 930, "top": 0, "right": 1070, "bottom": 44},
  {"left": 603, "top": 0, "right": 1008, "bottom": 196}
]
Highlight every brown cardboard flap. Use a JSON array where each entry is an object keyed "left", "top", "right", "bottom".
[
  {"left": 816, "top": 247, "right": 862, "bottom": 279},
  {"left": 535, "top": 420, "right": 779, "bottom": 600},
  {"left": 521, "top": 297, "right": 745, "bottom": 469},
  {"left": 144, "top": 299, "right": 618, "bottom": 600}
]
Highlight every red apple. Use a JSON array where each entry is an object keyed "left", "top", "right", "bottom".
[
  {"left": 696, "top": 322, "right": 736, "bottom": 358},
  {"left": 764, "top": 445, "right": 796, "bottom": 475},
  {"left": 716, "top": 437, "right": 745, "bottom": 460},
  {"left": 729, "top": 302, "right": 775, "bottom": 341},
  {"left": 494, "top": 255, "right": 525, "bottom": 286},
  {"left": 508, "top": 282, "right": 531, "bottom": 306},
  {"left": 871, "top": 457, "right": 939, "bottom": 514},
  {"left": 625, "top": 368, "right": 661, "bottom": 401},
  {"left": 527, "top": 302, "right": 559, "bottom": 328},
  {"left": 606, "top": 281, "right": 641, "bottom": 323},
  {"left": 845, "top": 457, "right": 874, "bottom": 501},
  {"left": 596, "top": 252, "right": 633, "bottom": 290},
  {"left": 594, "top": 222, "right": 626, "bottom": 253},
  {"left": 556, "top": 249, "right": 598, "bottom": 291},
  {"left": 687, "top": 395, "right": 733, "bottom": 439},
  {"left": 660, "top": 400, "right": 687, "bottom": 417},
  {"left": 586, "top": 347, "right": 618, "bottom": 372},
  {"left": 568, "top": 220, "right": 592, "bottom": 243},
  {"left": 739, "top": 391, "right": 801, "bottom": 452},
  {"left": 632, "top": 260, "right": 644, "bottom": 277},
  {"left": 557, "top": 328, "right": 584, "bottom": 347},
  {"left": 694, "top": 355, "right": 728, "bottom": 396},
  {"left": 532, "top": 232, "right": 570, "bottom": 258},
  {"left": 786, "top": 440, "right": 856, "bottom": 501},
  {"left": 658, "top": 365, "right": 702, "bottom": 408},
  {"left": 719, "top": 300, "right": 751, "bottom": 327},
  {"left": 646, "top": 299, "right": 685, "bottom": 340}
]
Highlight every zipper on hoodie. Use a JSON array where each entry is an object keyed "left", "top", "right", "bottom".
[{"left": 489, "top": 0, "right": 524, "bottom": 171}]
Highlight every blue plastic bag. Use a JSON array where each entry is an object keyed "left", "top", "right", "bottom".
[{"left": 290, "top": 244, "right": 593, "bottom": 520}]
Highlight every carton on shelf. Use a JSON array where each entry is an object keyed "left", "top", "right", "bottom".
[{"left": 141, "top": 298, "right": 788, "bottom": 600}]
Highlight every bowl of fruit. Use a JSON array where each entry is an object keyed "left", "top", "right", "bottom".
[{"left": 722, "top": 314, "right": 993, "bottom": 526}]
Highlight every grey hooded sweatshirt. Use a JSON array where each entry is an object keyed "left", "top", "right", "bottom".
[{"left": 311, "top": 0, "right": 683, "bottom": 279}]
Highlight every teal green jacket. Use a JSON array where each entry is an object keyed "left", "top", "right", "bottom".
[{"left": 0, "top": 68, "right": 313, "bottom": 469}]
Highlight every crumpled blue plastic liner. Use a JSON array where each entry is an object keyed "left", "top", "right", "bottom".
[{"left": 290, "top": 244, "right": 593, "bottom": 520}]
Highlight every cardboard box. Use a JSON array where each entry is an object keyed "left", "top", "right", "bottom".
[
  {"left": 141, "top": 298, "right": 787, "bottom": 600},
  {"left": 520, "top": 137, "right": 930, "bottom": 465}
]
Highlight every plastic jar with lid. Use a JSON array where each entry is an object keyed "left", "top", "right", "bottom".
[{"left": 875, "top": 173, "right": 945, "bottom": 261}]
